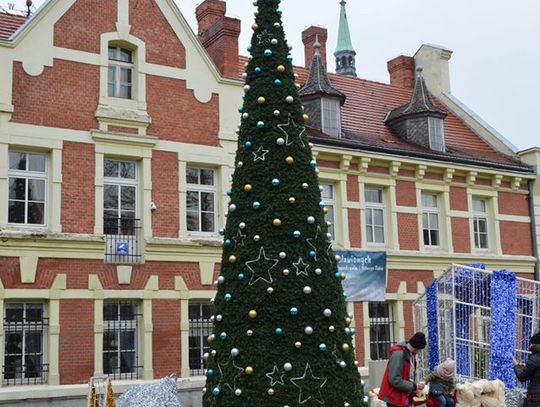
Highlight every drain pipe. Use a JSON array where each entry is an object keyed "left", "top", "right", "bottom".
[{"left": 528, "top": 179, "right": 540, "bottom": 281}]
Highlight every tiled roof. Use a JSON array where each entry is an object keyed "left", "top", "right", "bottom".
[
  {"left": 240, "top": 56, "right": 527, "bottom": 170},
  {"left": 0, "top": 12, "right": 27, "bottom": 40}
]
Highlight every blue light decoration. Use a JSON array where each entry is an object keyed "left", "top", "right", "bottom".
[
  {"left": 489, "top": 269, "right": 517, "bottom": 388},
  {"left": 426, "top": 281, "right": 439, "bottom": 372}
]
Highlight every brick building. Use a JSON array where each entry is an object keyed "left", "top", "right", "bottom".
[{"left": 0, "top": 0, "right": 538, "bottom": 405}]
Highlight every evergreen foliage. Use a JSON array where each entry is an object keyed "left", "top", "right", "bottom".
[{"left": 203, "top": 1, "right": 366, "bottom": 405}]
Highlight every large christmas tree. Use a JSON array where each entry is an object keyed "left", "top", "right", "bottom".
[{"left": 203, "top": 1, "right": 366, "bottom": 406}]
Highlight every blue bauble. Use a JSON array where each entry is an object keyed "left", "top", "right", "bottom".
[
  {"left": 264, "top": 49, "right": 272, "bottom": 56},
  {"left": 219, "top": 228, "right": 225, "bottom": 236},
  {"left": 212, "top": 387, "right": 220, "bottom": 396},
  {"left": 225, "top": 293, "right": 232, "bottom": 302},
  {"left": 287, "top": 54, "right": 293, "bottom": 61},
  {"left": 252, "top": 201, "right": 261, "bottom": 209},
  {"left": 244, "top": 141, "right": 252, "bottom": 148},
  {"left": 274, "top": 79, "right": 282, "bottom": 87},
  {"left": 309, "top": 159, "right": 317, "bottom": 168},
  {"left": 290, "top": 307, "right": 298, "bottom": 316},
  {"left": 254, "top": 67, "right": 262, "bottom": 74},
  {"left": 237, "top": 273, "right": 245, "bottom": 281},
  {"left": 238, "top": 106, "right": 243, "bottom": 113},
  {"left": 247, "top": 46, "right": 251, "bottom": 52},
  {"left": 293, "top": 230, "right": 301, "bottom": 239},
  {"left": 308, "top": 250, "right": 316, "bottom": 258},
  {"left": 274, "top": 327, "right": 283, "bottom": 336},
  {"left": 319, "top": 344, "right": 327, "bottom": 352},
  {"left": 272, "top": 178, "right": 280, "bottom": 186},
  {"left": 335, "top": 272, "right": 341, "bottom": 279},
  {"left": 227, "top": 188, "right": 232, "bottom": 196},
  {"left": 220, "top": 332, "right": 227, "bottom": 340},
  {"left": 256, "top": 121, "right": 265, "bottom": 128},
  {"left": 276, "top": 9, "right": 282, "bottom": 15},
  {"left": 319, "top": 201, "right": 325, "bottom": 208},
  {"left": 224, "top": 239, "right": 232, "bottom": 247},
  {"left": 207, "top": 369, "right": 214, "bottom": 377}
]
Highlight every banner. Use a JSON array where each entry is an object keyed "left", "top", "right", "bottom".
[{"left": 335, "top": 251, "right": 386, "bottom": 302}]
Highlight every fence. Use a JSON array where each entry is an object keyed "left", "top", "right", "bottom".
[{"left": 413, "top": 264, "right": 540, "bottom": 391}]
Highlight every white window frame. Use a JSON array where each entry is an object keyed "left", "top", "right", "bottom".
[
  {"left": 188, "top": 302, "right": 213, "bottom": 375},
  {"left": 108, "top": 46, "right": 133, "bottom": 99},
  {"left": 102, "top": 301, "right": 141, "bottom": 380},
  {"left": 321, "top": 98, "right": 341, "bottom": 137},
  {"left": 320, "top": 183, "right": 336, "bottom": 241},
  {"left": 472, "top": 197, "right": 489, "bottom": 250},
  {"left": 365, "top": 187, "right": 385, "bottom": 245},
  {"left": 186, "top": 167, "right": 217, "bottom": 235},
  {"left": 368, "top": 301, "right": 395, "bottom": 361},
  {"left": 421, "top": 192, "right": 441, "bottom": 247},
  {"left": 7, "top": 151, "right": 48, "bottom": 227},
  {"left": 103, "top": 159, "right": 138, "bottom": 230},
  {"left": 428, "top": 117, "right": 445, "bottom": 152},
  {"left": 3, "top": 302, "right": 48, "bottom": 386}
]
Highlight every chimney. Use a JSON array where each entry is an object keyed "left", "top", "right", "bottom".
[
  {"left": 302, "top": 26, "right": 328, "bottom": 69},
  {"left": 414, "top": 44, "right": 453, "bottom": 95},
  {"left": 387, "top": 55, "right": 415, "bottom": 88},
  {"left": 196, "top": 0, "right": 241, "bottom": 78}
]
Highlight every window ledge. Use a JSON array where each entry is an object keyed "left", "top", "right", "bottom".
[
  {"left": 0, "top": 230, "right": 104, "bottom": 242},
  {"left": 95, "top": 105, "right": 152, "bottom": 127},
  {"left": 147, "top": 236, "right": 222, "bottom": 247}
]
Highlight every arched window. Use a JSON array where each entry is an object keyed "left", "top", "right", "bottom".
[
  {"left": 108, "top": 46, "right": 133, "bottom": 99},
  {"left": 348, "top": 56, "right": 353, "bottom": 66},
  {"left": 341, "top": 56, "right": 347, "bottom": 68}
]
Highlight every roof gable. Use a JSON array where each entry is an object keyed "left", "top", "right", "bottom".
[{"left": 0, "top": 12, "right": 27, "bottom": 40}]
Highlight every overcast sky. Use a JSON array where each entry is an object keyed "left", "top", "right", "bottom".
[{"left": 3, "top": 0, "right": 539, "bottom": 151}]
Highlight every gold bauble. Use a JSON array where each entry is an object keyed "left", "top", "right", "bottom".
[
  {"left": 244, "top": 184, "right": 253, "bottom": 192},
  {"left": 302, "top": 113, "right": 309, "bottom": 122},
  {"left": 277, "top": 65, "right": 285, "bottom": 73},
  {"left": 245, "top": 366, "right": 254, "bottom": 375},
  {"left": 345, "top": 317, "right": 352, "bottom": 326},
  {"left": 273, "top": 218, "right": 282, "bottom": 227},
  {"left": 323, "top": 207, "right": 328, "bottom": 214},
  {"left": 340, "top": 273, "right": 347, "bottom": 280},
  {"left": 251, "top": 23, "right": 259, "bottom": 30},
  {"left": 207, "top": 334, "right": 215, "bottom": 343},
  {"left": 244, "top": 62, "right": 249, "bottom": 68},
  {"left": 285, "top": 156, "right": 294, "bottom": 165},
  {"left": 342, "top": 343, "right": 350, "bottom": 352},
  {"left": 229, "top": 255, "right": 237, "bottom": 263},
  {"left": 248, "top": 310, "right": 257, "bottom": 319},
  {"left": 257, "top": 96, "right": 266, "bottom": 104}
]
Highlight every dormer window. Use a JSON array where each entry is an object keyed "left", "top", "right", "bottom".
[
  {"left": 108, "top": 46, "right": 133, "bottom": 99},
  {"left": 428, "top": 117, "right": 445, "bottom": 152},
  {"left": 321, "top": 98, "right": 341, "bottom": 137}
]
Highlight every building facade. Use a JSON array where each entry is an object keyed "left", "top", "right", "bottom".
[{"left": 0, "top": 0, "right": 538, "bottom": 404}]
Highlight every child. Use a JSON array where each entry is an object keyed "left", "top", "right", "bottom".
[{"left": 424, "top": 358, "right": 455, "bottom": 407}]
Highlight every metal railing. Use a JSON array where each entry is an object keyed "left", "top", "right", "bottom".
[{"left": 104, "top": 217, "right": 142, "bottom": 264}]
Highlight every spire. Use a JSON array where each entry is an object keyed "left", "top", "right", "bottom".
[
  {"left": 334, "top": 0, "right": 356, "bottom": 77},
  {"left": 299, "top": 35, "right": 345, "bottom": 102}
]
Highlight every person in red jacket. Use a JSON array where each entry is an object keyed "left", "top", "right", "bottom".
[{"left": 379, "top": 332, "right": 427, "bottom": 407}]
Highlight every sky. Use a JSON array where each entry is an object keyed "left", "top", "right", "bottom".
[{"left": 2, "top": 0, "right": 539, "bottom": 151}]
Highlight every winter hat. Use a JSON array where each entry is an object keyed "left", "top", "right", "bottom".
[
  {"left": 530, "top": 332, "right": 540, "bottom": 345},
  {"left": 436, "top": 358, "right": 456, "bottom": 378},
  {"left": 408, "top": 332, "right": 427, "bottom": 350}
]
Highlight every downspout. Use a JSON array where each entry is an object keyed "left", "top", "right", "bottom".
[{"left": 528, "top": 179, "right": 540, "bottom": 281}]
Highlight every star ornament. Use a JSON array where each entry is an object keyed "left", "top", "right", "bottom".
[
  {"left": 218, "top": 358, "right": 244, "bottom": 393},
  {"left": 256, "top": 29, "right": 274, "bottom": 45},
  {"left": 252, "top": 145, "right": 269, "bottom": 161},
  {"left": 293, "top": 257, "right": 309, "bottom": 277},
  {"left": 266, "top": 365, "right": 285, "bottom": 387},
  {"left": 245, "top": 247, "right": 279, "bottom": 286},
  {"left": 277, "top": 116, "right": 307, "bottom": 147},
  {"left": 232, "top": 228, "right": 247, "bottom": 248},
  {"left": 290, "top": 363, "right": 328, "bottom": 405}
]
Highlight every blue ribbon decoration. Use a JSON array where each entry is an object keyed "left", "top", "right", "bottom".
[
  {"left": 489, "top": 269, "right": 517, "bottom": 388},
  {"left": 426, "top": 282, "right": 439, "bottom": 371}
]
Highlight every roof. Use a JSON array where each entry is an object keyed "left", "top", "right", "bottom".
[
  {"left": 335, "top": 0, "right": 355, "bottom": 55},
  {"left": 0, "top": 12, "right": 27, "bottom": 40},
  {"left": 299, "top": 40, "right": 346, "bottom": 103},
  {"left": 239, "top": 55, "right": 529, "bottom": 172}
]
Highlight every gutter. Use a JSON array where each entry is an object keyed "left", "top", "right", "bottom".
[
  {"left": 528, "top": 179, "right": 540, "bottom": 280},
  {"left": 311, "top": 136, "right": 535, "bottom": 175}
]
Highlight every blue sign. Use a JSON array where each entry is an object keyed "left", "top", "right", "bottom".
[
  {"left": 334, "top": 251, "right": 387, "bottom": 302},
  {"left": 116, "top": 242, "right": 129, "bottom": 255}
]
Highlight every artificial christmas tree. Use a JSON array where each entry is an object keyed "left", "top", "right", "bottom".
[{"left": 203, "top": 0, "right": 366, "bottom": 406}]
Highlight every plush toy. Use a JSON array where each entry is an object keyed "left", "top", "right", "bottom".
[{"left": 455, "top": 379, "right": 506, "bottom": 407}]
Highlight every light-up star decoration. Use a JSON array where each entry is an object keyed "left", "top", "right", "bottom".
[
  {"left": 256, "top": 29, "right": 274, "bottom": 44},
  {"left": 232, "top": 228, "right": 247, "bottom": 248},
  {"left": 290, "top": 363, "right": 328, "bottom": 405},
  {"left": 252, "top": 145, "right": 269, "bottom": 161},
  {"left": 245, "top": 246, "right": 279, "bottom": 285},
  {"left": 265, "top": 365, "right": 285, "bottom": 387},
  {"left": 306, "top": 226, "right": 333, "bottom": 263},
  {"left": 277, "top": 116, "right": 306, "bottom": 147},
  {"left": 218, "top": 358, "right": 244, "bottom": 394},
  {"left": 293, "top": 257, "right": 309, "bottom": 277}
]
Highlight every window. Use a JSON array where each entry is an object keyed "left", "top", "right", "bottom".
[
  {"left": 104, "top": 160, "right": 137, "bottom": 235},
  {"left": 369, "top": 302, "right": 395, "bottom": 360},
  {"left": 422, "top": 192, "right": 440, "bottom": 246},
  {"left": 108, "top": 46, "right": 133, "bottom": 99},
  {"left": 188, "top": 303, "right": 213, "bottom": 375},
  {"left": 428, "top": 117, "right": 445, "bottom": 152},
  {"left": 321, "top": 183, "right": 336, "bottom": 240},
  {"left": 103, "top": 302, "right": 141, "bottom": 379},
  {"left": 472, "top": 198, "right": 489, "bottom": 249},
  {"left": 321, "top": 98, "right": 341, "bottom": 137},
  {"left": 3, "top": 303, "right": 48, "bottom": 385},
  {"left": 365, "top": 187, "right": 385, "bottom": 244},
  {"left": 8, "top": 151, "right": 47, "bottom": 226},
  {"left": 186, "top": 168, "right": 216, "bottom": 233}
]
